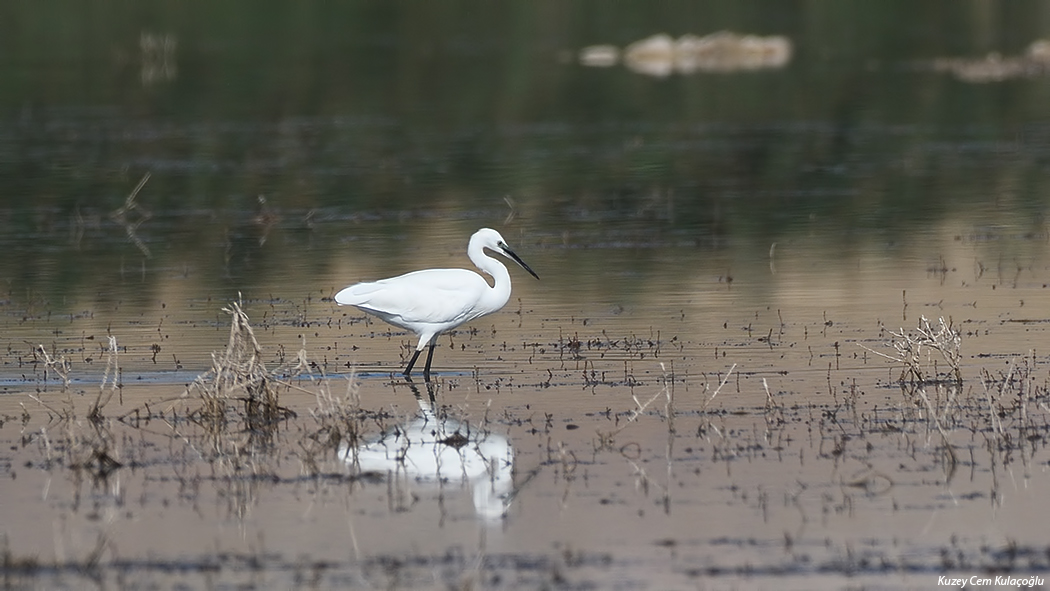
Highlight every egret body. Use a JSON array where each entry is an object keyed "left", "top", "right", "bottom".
[{"left": 335, "top": 228, "right": 539, "bottom": 380}]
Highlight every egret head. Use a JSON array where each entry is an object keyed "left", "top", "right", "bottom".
[{"left": 473, "top": 228, "right": 540, "bottom": 280}]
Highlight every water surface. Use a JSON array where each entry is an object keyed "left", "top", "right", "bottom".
[{"left": 3, "top": 2, "right": 1050, "bottom": 589}]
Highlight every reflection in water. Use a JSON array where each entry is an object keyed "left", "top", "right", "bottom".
[
  {"left": 109, "top": 173, "right": 154, "bottom": 259},
  {"left": 341, "top": 381, "right": 514, "bottom": 521},
  {"left": 139, "top": 32, "right": 178, "bottom": 85}
]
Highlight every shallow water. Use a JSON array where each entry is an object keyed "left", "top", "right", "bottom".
[
  {"left": 5, "top": 2, "right": 1050, "bottom": 589},
  {"left": 3, "top": 213, "right": 1050, "bottom": 589}
]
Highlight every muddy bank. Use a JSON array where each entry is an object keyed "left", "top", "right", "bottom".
[{"left": 4, "top": 246, "right": 1050, "bottom": 589}]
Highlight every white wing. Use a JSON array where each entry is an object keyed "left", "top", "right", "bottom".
[{"left": 335, "top": 268, "right": 492, "bottom": 327}]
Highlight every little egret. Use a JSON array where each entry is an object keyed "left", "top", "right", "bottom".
[{"left": 335, "top": 228, "right": 539, "bottom": 381}]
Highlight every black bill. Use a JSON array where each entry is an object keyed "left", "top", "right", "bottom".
[{"left": 500, "top": 243, "right": 540, "bottom": 280}]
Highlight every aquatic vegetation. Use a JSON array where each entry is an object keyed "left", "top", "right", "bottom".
[
  {"left": 31, "top": 345, "right": 72, "bottom": 393},
  {"left": 7, "top": 293, "right": 1050, "bottom": 588},
  {"left": 87, "top": 336, "right": 121, "bottom": 422},
  {"left": 182, "top": 300, "right": 295, "bottom": 429},
  {"left": 867, "top": 315, "right": 962, "bottom": 387}
]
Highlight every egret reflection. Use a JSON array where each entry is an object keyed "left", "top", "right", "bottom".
[{"left": 341, "top": 382, "right": 514, "bottom": 521}]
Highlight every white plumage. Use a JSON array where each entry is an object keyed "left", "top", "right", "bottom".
[
  {"left": 335, "top": 228, "right": 538, "bottom": 380},
  {"left": 342, "top": 396, "right": 514, "bottom": 520}
]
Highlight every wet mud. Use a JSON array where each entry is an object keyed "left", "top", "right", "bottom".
[{"left": 3, "top": 225, "right": 1050, "bottom": 590}]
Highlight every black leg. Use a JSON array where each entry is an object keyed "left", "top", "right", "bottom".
[
  {"left": 422, "top": 340, "right": 436, "bottom": 382},
  {"left": 404, "top": 348, "right": 423, "bottom": 376},
  {"left": 403, "top": 374, "right": 436, "bottom": 404}
]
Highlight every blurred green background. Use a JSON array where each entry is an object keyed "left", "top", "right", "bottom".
[{"left": 1, "top": 0, "right": 1049, "bottom": 303}]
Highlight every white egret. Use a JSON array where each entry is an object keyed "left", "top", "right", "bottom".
[{"left": 335, "top": 228, "right": 539, "bottom": 381}]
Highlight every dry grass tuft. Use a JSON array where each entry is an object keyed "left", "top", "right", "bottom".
[
  {"left": 866, "top": 315, "right": 962, "bottom": 387},
  {"left": 184, "top": 300, "right": 296, "bottom": 429},
  {"left": 34, "top": 345, "right": 72, "bottom": 391},
  {"left": 861, "top": 317, "right": 1050, "bottom": 483},
  {"left": 863, "top": 316, "right": 963, "bottom": 475},
  {"left": 88, "top": 336, "right": 122, "bottom": 421},
  {"left": 300, "top": 370, "right": 371, "bottom": 474}
]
